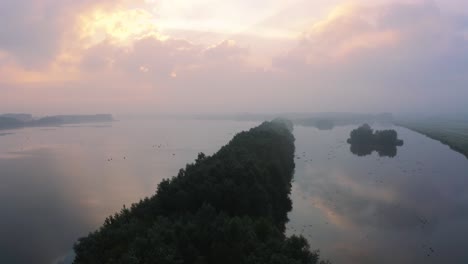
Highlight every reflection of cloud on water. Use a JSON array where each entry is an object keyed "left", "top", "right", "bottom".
[
  {"left": 311, "top": 196, "right": 355, "bottom": 231},
  {"left": 0, "top": 144, "right": 60, "bottom": 159},
  {"left": 293, "top": 163, "right": 468, "bottom": 262},
  {"left": 79, "top": 198, "right": 103, "bottom": 208},
  {"left": 295, "top": 165, "right": 439, "bottom": 232},
  {"left": 289, "top": 125, "right": 468, "bottom": 263},
  {"left": 301, "top": 165, "right": 397, "bottom": 207},
  {"left": 51, "top": 251, "right": 75, "bottom": 264},
  {"left": 331, "top": 242, "right": 380, "bottom": 264},
  {"left": 331, "top": 172, "right": 396, "bottom": 204}
]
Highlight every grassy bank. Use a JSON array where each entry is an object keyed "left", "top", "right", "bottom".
[{"left": 396, "top": 119, "right": 468, "bottom": 159}]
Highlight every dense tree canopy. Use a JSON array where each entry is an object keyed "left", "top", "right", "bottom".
[
  {"left": 347, "top": 124, "right": 404, "bottom": 157},
  {"left": 74, "top": 119, "right": 326, "bottom": 264}
]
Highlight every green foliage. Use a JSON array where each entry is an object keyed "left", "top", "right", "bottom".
[
  {"left": 347, "top": 124, "right": 404, "bottom": 157},
  {"left": 348, "top": 124, "right": 374, "bottom": 145},
  {"left": 396, "top": 119, "right": 468, "bottom": 159},
  {"left": 348, "top": 124, "right": 403, "bottom": 146},
  {"left": 74, "top": 120, "right": 324, "bottom": 264}
]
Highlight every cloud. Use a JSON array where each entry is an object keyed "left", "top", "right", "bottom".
[
  {"left": 203, "top": 40, "right": 248, "bottom": 63},
  {"left": 0, "top": 0, "right": 154, "bottom": 66},
  {"left": 1, "top": 0, "right": 468, "bottom": 114},
  {"left": 272, "top": 0, "right": 468, "bottom": 112},
  {"left": 0, "top": 1, "right": 68, "bottom": 67}
]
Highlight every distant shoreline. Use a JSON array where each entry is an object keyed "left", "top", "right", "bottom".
[
  {"left": 396, "top": 121, "right": 468, "bottom": 159},
  {"left": 0, "top": 114, "right": 114, "bottom": 131}
]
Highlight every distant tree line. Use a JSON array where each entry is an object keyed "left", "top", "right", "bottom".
[
  {"left": 74, "top": 119, "right": 328, "bottom": 264},
  {"left": 0, "top": 114, "right": 113, "bottom": 130}
]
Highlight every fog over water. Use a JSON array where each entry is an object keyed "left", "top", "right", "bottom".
[{"left": 1, "top": 118, "right": 468, "bottom": 264}]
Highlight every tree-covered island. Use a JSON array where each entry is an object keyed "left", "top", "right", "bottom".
[{"left": 347, "top": 124, "right": 404, "bottom": 157}]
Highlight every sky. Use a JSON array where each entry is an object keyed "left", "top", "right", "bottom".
[{"left": 1, "top": 0, "right": 468, "bottom": 115}]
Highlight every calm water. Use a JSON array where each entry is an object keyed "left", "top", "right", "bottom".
[{"left": 0, "top": 119, "right": 467, "bottom": 264}]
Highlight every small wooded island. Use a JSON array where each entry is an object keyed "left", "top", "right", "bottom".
[
  {"left": 74, "top": 119, "right": 328, "bottom": 264},
  {"left": 347, "top": 124, "right": 404, "bottom": 157}
]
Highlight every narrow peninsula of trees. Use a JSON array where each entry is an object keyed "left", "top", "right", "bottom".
[
  {"left": 347, "top": 124, "right": 404, "bottom": 157},
  {"left": 74, "top": 119, "right": 327, "bottom": 264}
]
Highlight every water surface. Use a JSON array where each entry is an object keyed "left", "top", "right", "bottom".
[{"left": 287, "top": 125, "right": 468, "bottom": 264}]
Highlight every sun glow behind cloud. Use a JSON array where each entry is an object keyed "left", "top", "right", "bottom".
[
  {"left": 75, "top": 0, "right": 297, "bottom": 49},
  {"left": 1, "top": 0, "right": 468, "bottom": 113},
  {"left": 78, "top": 8, "right": 166, "bottom": 47},
  {"left": 148, "top": 0, "right": 324, "bottom": 42}
]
